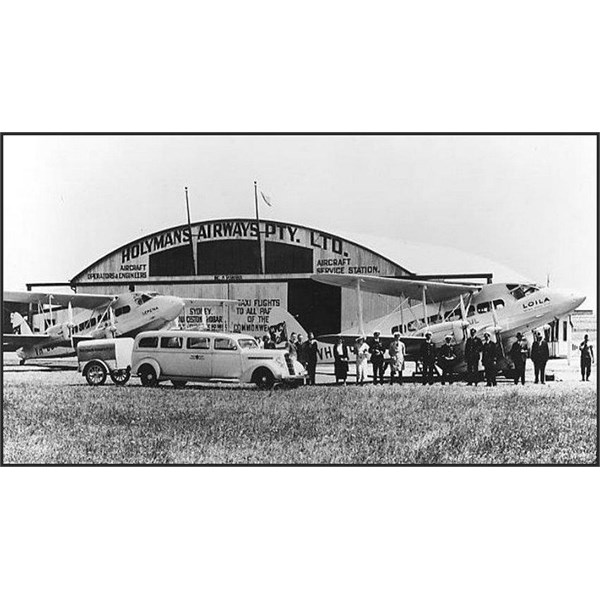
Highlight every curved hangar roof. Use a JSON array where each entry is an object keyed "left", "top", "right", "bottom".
[{"left": 70, "top": 219, "right": 414, "bottom": 286}]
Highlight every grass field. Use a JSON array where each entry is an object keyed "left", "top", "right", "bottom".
[{"left": 3, "top": 366, "right": 597, "bottom": 464}]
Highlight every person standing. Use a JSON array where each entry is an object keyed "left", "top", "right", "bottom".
[
  {"left": 355, "top": 336, "right": 370, "bottom": 384},
  {"left": 296, "top": 333, "right": 308, "bottom": 369},
  {"left": 333, "top": 336, "right": 349, "bottom": 384},
  {"left": 305, "top": 331, "right": 319, "bottom": 385},
  {"left": 420, "top": 331, "right": 436, "bottom": 385},
  {"left": 579, "top": 334, "right": 594, "bottom": 381},
  {"left": 286, "top": 332, "right": 298, "bottom": 361},
  {"left": 481, "top": 331, "right": 498, "bottom": 386},
  {"left": 464, "top": 328, "right": 483, "bottom": 386},
  {"left": 510, "top": 332, "right": 529, "bottom": 385},
  {"left": 369, "top": 330, "right": 385, "bottom": 384},
  {"left": 531, "top": 331, "right": 550, "bottom": 384},
  {"left": 438, "top": 335, "right": 457, "bottom": 385},
  {"left": 388, "top": 331, "right": 406, "bottom": 384}
]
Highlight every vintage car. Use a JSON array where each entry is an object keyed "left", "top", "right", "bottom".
[
  {"left": 77, "top": 338, "right": 134, "bottom": 386},
  {"left": 131, "top": 331, "right": 306, "bottom": 389}
]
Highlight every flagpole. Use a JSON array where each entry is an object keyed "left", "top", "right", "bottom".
[
  {"left": 185, "top": 187, "right": 196, "bottom": 275},
  {"left": 254, "top": 181, "right": 264, "bottom": 274}
]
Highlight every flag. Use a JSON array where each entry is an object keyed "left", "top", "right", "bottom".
[
  {"left": 269, "top": 321, "right": 287, "bottom": 345},
  {"left": 260, "top": 191, "right": 272, "bottom": 207}
]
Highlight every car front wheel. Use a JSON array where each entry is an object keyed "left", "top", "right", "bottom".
[{"left": 252, "top": 367, "right": 275, "bottom": 390}]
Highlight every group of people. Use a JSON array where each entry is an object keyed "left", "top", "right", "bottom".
[
  {"left": 350, "top": 330, "right": 407, "bottom": 385},
  {"left": 420, "top": 328, "right": 554, "bottom": 387},
  {"left": 260, "top": 328, "right": 594, "bottom": 386},
  {"left": 350, "top": 328, "right": 586, "bottom": 387},
  {"left": 261, "top": 331, "right": 320, "bottom": 385}
]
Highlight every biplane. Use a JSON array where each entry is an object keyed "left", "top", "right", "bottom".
[{"left": 311, "top": 274, "right": 585, "bottom": 373}]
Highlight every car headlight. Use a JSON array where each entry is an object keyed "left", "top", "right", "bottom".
[{"left": 275, "top": 355, "right": 286, "bottom": 369}]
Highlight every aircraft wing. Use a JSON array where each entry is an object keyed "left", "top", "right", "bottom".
[
  {"left": 181, "top": 298, "right": 240, "bottom": 306},
  {"left": 2, "top": 333, "right": 56, "bottom": 349},
  {"left": 4, "top": 291, "right": 116, "bottom": 310},
  {"left": 312, "top": 274, "right": 480, "bottom": 303}
]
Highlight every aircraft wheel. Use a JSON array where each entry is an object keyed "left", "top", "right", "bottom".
[
  {"left": 171, "top": 380, "right": 187, "bottom": 388},
  {"left": 84, "top": 362, "right": 108, "bottom": 386},
  {"left": 252, "top": 368, "right": 275, "bottom": 390},
  {"left": 139, "top": 365, "right": 159, "bottom": 387},
  {"left": 110, "top": 369, "right": 131, "bottom": 386}
]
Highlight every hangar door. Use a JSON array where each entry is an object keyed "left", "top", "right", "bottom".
[{"left": 288, "top": 280, "right": 341, "bottom": 337}]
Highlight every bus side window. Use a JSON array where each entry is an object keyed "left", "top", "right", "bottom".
[
  {"left": 138, "top": 337, "right": 158, "bottom": 349},
  {"left": 214, "top": 337, "right": 237, "bottom": 351},
  {"left": 188, "top": 337, "right": 210, "bottom": 350},
  {"left": 161, "top": 336, "right": 183, "bottom": 349}
]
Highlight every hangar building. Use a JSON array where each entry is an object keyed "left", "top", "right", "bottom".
[{"left": 67, "top": 218, "right": 423, "bottom": 337}]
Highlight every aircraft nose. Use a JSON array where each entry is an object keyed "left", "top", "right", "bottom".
[
  {"left": 166, "top": 297, "right": 185, "bottom": 320},
  {"left": 571, "top": 293, "right": 586, "bottom": 310},
  {"left": 554, "top": 289, "right": 586, "bottom": 311}
]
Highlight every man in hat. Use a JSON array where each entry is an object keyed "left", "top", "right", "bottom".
[
  {"left": 510, "top": 332, "right": 529, "bottom": 385},
  {"left": 354, "top": 335, "right": 370, "bottom": 384},
  {"left": 464, "top": 328, "right": 483, "bottom": 386},
  {"left": 438, "top": 335, "right": 457, "bottom": 385},
  {"left": 531, "top": 330, "right": 550, "bottom": 384},
  {"left": 420, "top": 331, "right": 436, "bottom": 385},
  {"left": 369, "top": 330, "right": 385, "bottom": 384},
  {"left": 481, "top": 331, "right": 498, "bottom": 386},
  {"left": 388, "top": 331, "right": 406, "bottom": 384}
]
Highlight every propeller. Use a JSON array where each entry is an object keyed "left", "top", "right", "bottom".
[
  {"left": 490, "top": 302, "right": 506, "bottom": 358},
  {"left": 108, "top": 306, "right": 117, "bottom": 338}
]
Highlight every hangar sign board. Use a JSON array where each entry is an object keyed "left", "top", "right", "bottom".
[{"left": 72, "top": 219, "right": 409, "bottom": 284}]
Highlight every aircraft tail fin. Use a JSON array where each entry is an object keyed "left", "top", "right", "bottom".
[{"left": 10, "top": 312, "right": 33, "bottom": 335}]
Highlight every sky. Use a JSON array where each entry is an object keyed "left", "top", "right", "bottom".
[{"left": 3, "top": 134, "right": 597, "bottom": 307}]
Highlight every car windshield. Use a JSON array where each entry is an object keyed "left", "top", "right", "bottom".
[{"left": 238, "top": 338, "right": 259, "bottom": 349}]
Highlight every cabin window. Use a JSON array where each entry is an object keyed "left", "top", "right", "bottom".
[
  {"left": 138, "top": 336, "right": 158, "bottom": 348},
  {"left": 187, "top": 337, "right": 210, "bottom": 350},
  {"left": 214, "top": 337, "right": 237, "bottom": 351},
  {"left": 477, "top": 302, "right": 491, "bottom": 314},
  {"left": 467, "top": 306, "right": 475, "bottom": 317},
  {"left": 563, "top": 320, "right": 568, "bottom": 342},
  {"left": 161, "top": 336, "right": 183, "bottom": 349},
  {"left": 493, "top": 299, "right": 505, "bottom": 310},
  {"left": 89, "top": 317, "right": 97, "bottom": 327},
  {"left": 114, "top": 305, "right": 131, "bottom": 317}
]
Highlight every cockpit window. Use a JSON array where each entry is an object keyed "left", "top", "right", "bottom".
[
  {"left": 507, "top": 284, "right": 539, "bottom": 300},
  {"left": 132, "top": 293, "right": 155, "bottom": 306}
]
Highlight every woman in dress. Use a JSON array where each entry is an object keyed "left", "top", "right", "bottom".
[{"left": 333, "top": 336, "right": 349, "bottom": 384}]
